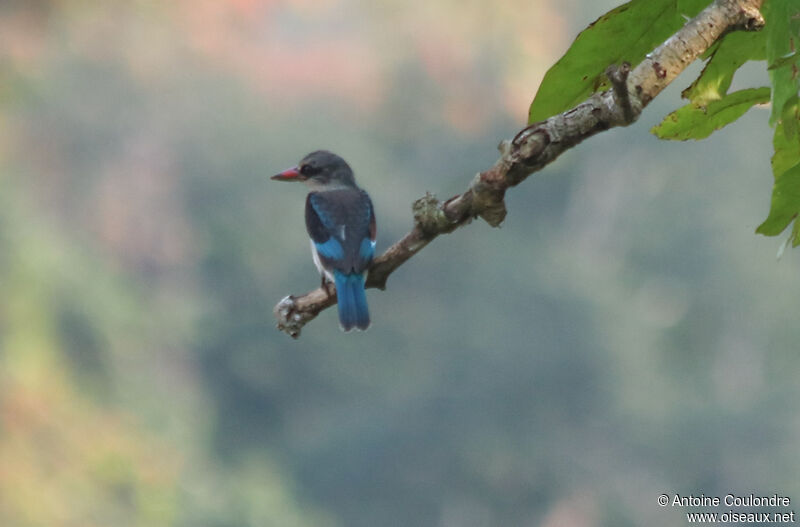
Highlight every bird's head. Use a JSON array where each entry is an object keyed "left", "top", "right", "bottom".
[{"left": 271, "top": 150, "right": 356, "bottom": 190}]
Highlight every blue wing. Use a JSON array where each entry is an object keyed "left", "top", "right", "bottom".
[
  {"left": 359, "top": 237, "right": 376, "bottom": 263},
  {"left": 314, "top": 237, "right": 344, "bottom": 261}
]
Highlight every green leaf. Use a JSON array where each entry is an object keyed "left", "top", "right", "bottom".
[
  {"left": 651, "top": 87, "right": 770, "bottom": 140},
  {"left": 757, "top": 105, "right": 800, "bottom": 241},
  {"left": 682, "top": 31, "right": 765, "bottom": 106},
  {"left": 756, "top": 162, "right": 800, "bottom": 238},
  {"left": 763, "top": 0, "right": 800, "bottom": 125},
  {"left": 528, "top": 0, "right": 713, "bottom": 123},
  {"left": 758, "top": 1, "right": 800, "bottom": 244},
  {"left": 767, "top": 51, "right": 799, "bottom": 71},
  {"left": 773, "top": 98, "right": 800, "bottom": 178},
  {"left": 793, "top": 218, "right": 800, "bottom": 247},
  {"left": 781, "top": 94, "right": 800, "bottom": 142}
]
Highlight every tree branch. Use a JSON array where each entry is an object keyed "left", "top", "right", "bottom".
[{"left": 274, "top": 0, "right": 765, "bottom": 338}]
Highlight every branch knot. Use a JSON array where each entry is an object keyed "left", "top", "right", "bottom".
[
  {"left": 736, "top": 4, "right": 765, "bottom": 31},
  {"left": 607, "top": 62, "right": 637, "bottom": 124},
  {"left": 413, "top": 192, "right": 458, "bottom": 235}
]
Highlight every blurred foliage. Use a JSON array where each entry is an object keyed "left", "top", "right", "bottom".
[
  {"left": 0, "top": 1, "right": 799, "bottom": 526},
  {"left": 0, "top": 190, "right": 178, "bottom": 527}
]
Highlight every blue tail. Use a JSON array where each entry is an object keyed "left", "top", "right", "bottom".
[{"left": 333, "top": 271, "right": 370, "bottom": 331}]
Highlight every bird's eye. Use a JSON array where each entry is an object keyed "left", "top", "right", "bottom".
[{"left": 299, "top": 164, "right": 314, "bottom": 176}]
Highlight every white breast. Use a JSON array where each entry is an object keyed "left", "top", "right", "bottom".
[{"left": 310, "top": 239, "right": 335, "bottom": 282}]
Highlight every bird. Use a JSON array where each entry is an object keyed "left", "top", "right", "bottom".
[{"left": 271, "top": 150, "right": 376, "bottom": 331}]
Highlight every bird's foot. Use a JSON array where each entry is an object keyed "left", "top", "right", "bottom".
[{"left": 321, "top": 276, "right": 336, "bottom": 298}]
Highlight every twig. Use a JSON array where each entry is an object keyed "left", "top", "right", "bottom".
[{"left": 607, "top": 62, "right": 634, "bottom": 124}]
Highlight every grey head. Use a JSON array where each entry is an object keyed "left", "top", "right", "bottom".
[{"left": 271, "top": 150, "right": 357, "bottom": 190}]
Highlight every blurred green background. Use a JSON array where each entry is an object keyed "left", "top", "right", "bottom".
[{"left": 0, "top": 0, "right": 798, "bottom": 526}]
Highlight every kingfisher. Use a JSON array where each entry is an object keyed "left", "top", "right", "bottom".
[{"left": 271, "top": 151, "right": 376, "bottom": 331}]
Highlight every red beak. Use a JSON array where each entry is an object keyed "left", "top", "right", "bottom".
[{"left": 271, "top": 166, "right": 304, "bottom": 181}]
